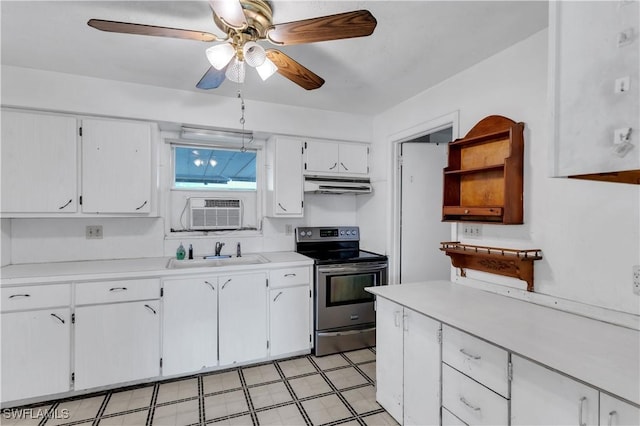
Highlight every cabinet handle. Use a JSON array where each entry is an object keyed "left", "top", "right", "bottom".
[
  {"left": 403, "top": 313, "right": 409, "bottom": 331},
  {"left": 58, "top": 199, "right": 73, "bottom": 210},
  {"left": 340, "top": 162, "right": 348, "bottom": 171},
  {"left": 109, "top": 287, "right": 128, "bottom": 292},
  {"left": 460, "top": 397, "right": 481, "bottom": 412},
  {"left": 273, "top": 291, "right": 283, "bottom": 302},
  {"left": 204, "top": 281, "right": 215, "bottom": 291},
  {"left": 144, "top": 304, "right": 157, "bottom": 315},
  {"left": 135, "top": 200, "right": 148, "bottom": 211},
  {"left": 464, "top": 209, "right": 470, "bottom": 214},
  {"left": 278, "top": 203, "right": 288, "bottom": 212},
  {"left": 8, "top": 294, "right": 31, "bottom": 299},
  {"left": 459, "top": 348, "right": 482, "bottom": 360},
  {"left": 50, "top": 313, "right": 65, "bottom": 324},
  {"left": 222, "top": 279, "right": 232, "bottom": 290},
  {"left": 329, "top": 162, "right": 337, "bottom": 170},
  {"left": 393, "top": 311, "right": 401, "bottom": 327},
  {"left": 578, "top": 396, "right": 587, "bottom": 426},
  {"left": 284, "top": 273, "right": 297, "bottom": 277},
  {"left": 608, "top": 410, "right": 617, "bottom": 426}
]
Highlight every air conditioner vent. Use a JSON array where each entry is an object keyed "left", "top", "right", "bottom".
[{"left": 189, "top": 198, "right": 242, "bottom": 230}]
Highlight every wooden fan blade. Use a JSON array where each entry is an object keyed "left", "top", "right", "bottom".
[
  {"left": 196, "top": 66, "right": 227, "bottom": 89},
  {"left": 209, "top": 0, "right": 247, "bottom": 30},
  {"left": 266, "top": 49, "right": 324, "bottom": 90},
  {"left": 267, "top": 10, "right": 376, "bottom": 45},
  {"left": 88, "top": 19, "right": 218, "bottom": 42}
]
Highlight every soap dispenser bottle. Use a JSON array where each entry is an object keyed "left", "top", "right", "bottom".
[{"left": 176, "top": 243, "right": 186, "bottom": 260}]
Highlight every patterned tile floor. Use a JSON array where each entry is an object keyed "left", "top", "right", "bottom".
[{"left": 2, "top": 348, "right": 399, "bottom": 426}]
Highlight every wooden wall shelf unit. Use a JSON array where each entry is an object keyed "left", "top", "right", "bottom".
[
  {"left": 443, "top": 115, "right": 524, "bottom": 224},
  {"left": 440, "top": 242, "right": 542, "bottom": 292}
]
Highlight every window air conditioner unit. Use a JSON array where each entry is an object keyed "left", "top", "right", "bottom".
[{"left": 189, "top": 198, "right": 242, "bottom": 230}]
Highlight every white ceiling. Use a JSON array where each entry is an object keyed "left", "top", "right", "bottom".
[{"left": 1, "top": 1, "right": 548, "bottom": 116}]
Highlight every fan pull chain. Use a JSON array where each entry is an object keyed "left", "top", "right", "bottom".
[{"left": 238, "top": 90, "right": 247, "bottom": 152}]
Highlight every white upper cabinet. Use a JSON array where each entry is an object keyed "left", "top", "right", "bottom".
[
  {"left": 303, "top": 139, "right": 369, "bottom": 176},
  {"left": 1, "top": 110, "right": 78, "bottom": 213},
  {"left": 265, "top": 136, "right": 304, "bottom": 217},
  {"left": 81, "top": 119, "right": 152, "bottom": 213}
]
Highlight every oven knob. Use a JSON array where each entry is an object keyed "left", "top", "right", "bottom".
[
  {"left": 345, "top": 230, "right": 351, "bottom": 235},
  {"left": 340, "top": 230, "right": 345, "bottom": 235},
  {"left": 299, "top": 231, "right": 306, "bottom": 237}
]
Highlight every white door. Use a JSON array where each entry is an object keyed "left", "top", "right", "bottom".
[
  {"left": 1, "top": 110, "right": 77, "bottom": 213},
  {"left": 273, "top": 137, "right": 303, "bottom": 216},
  {"left": 511, "top": 355, "right": 599, "bottom": 425},
  {"left": 403, "top": 308, "right": 441, "bottom": 426},
  {"left": 304, "top": 140, "right": 339, "bottom": 174},
  {"left": 375, "top": 297, "right": 404, "bottom": 423},
  {"left": 74, "top": 301, "right": 160, "bottom": 390},
  {"left": 400, "top": 140, "right": 451, "bottom": 283},
  {"left": 1, "top": 308, "right": 71, "bottom": 402},
  {"left": 162, "top": 277, "right": 218, "bottom": 376},
  {"left": 338, "top": 143, "right": 368, "bottom": 175},
  {"left": 81, "top": 119, "right": 152, "bottom": 213},
  {"left": 218, "top": 273, "right": 267, "bottom": 365},
  {"left": 269, "top": 286, "right": 311, "bottom": 356}
]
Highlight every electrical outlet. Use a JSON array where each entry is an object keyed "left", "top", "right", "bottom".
[
  {"left": 285, "top": 224, "right": 293, "bottom": 235},
  {"left": 633, "top": 265, "right": 640, "bottom": 295},
  {"left": 86, "top": 225, "right": 103, "bottom": 239},
  {"left": 462, "top": 224, "right": 482, "bottom": 238}
]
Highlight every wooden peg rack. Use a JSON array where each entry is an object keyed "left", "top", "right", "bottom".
[{"left": 440, "top": 242, "right": 542, "bottom": 292}]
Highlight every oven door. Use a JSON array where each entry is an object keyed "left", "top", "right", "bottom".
[{"left": 315, "top": 261, "right": 388, "bottom": 330}]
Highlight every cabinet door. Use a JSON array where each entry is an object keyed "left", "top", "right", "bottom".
[
  {"left": 218, "top": 273, "right": 267, "bottom": 365},
  {"left": 269, "top": 285, "right": 310, "bottom": 356},
  {"left": 162, "top": 277, "right": 218, "bottom": 376},
  {"left": 600, "top": 393, "right": 640, "bottom": 426},
  {"left": 338, "top": 143, "right": 368, "bottom": 175},
  {"left": 81, "top": 119, "right": 152, "bottom": 213},
  {"left": 375, "top": 297, "right": 404, "bottom": 423},
  {"left": 511, "top": 355, "right": 598, "bottom": 425},
  {"left": 74, "top": 301, "right": 160, "bottom": 390},
  {"left": 403, "top": 308, "right": 441, "bottom": 426},
  {"left": 304, "top": 140, "right": 340, "bottom": 174},
  {"left": 1, "top": 308, "right": 71, "bottom": 402},
  {"left": 273, "top": 137, "right": 303, "bottom": 216},
  {"left": 1, "top": 110, "right": 77, "bottom": 213}
]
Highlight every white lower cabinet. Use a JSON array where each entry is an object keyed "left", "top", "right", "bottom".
[
  {"left": 376, "top": 297, "right": 441, "bottom": 425},
  {"left": 269, "top": 285, "right": 311, "bottom": 356},
  {"left": 74, "top": 300, "right": 160, "bottom": 390},
  {"left": 1, "top": 308, "right": 71, "bottom": 402},
  {"left": 511, "top": 355, "right": 598, "bottom": 425},
  {"left": 218, "top": 272, "right": 268, "bottom": 365},
  {"left": 162, "top": 277, "right": 218, "bottom": 376},
  {"left": 600, "top": 393, "right": 640, "bottom": 426}
]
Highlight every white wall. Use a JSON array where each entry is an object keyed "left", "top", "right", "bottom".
[
  {"left": 365, "top": 29, "right": 640, "bottom": 319},
  {"left": 1, "top": 66, "right": 370, "bottom": 264}
]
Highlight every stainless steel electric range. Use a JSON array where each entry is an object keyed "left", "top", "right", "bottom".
[{"left": 295, "top": 226, "right": 388, "bottom": 356}]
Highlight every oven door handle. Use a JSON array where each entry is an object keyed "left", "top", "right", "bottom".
[
  {"left": 317, "top": 265, "right": 387, "bottom": 274},
  {"left": 317, "top": 327, "right": 376, "bottom": 337}
]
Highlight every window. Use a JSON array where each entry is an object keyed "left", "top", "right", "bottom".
[{"left": 173, "top": 146, "right": 257, "bottom": 190}]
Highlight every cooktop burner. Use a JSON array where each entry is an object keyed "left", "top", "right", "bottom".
[{"left": 295, "top": 226, "right": 387, "bottom": 264}]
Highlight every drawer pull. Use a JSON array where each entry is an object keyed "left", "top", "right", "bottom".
[
  {"left": 8, "top": 294, "right": 31, "bottom": 299},
  {"left": 460, "top": 397, "right": 481, "bottom": 412},
  {"left": 608, "top": 410, "right": 617, "bottom": 426},
  {"left": 204, "top": 281, "right": 215, "bottom": 291},
  {"left": 459, "top": 348, "right": 482, "bottom": 360},
  {"left": 144, "top": 304, "right": 157, "bottom": 315},
  {"left": 273, "top": 291, "right": 283, "bottom": 302},
  {"left": 578, "top": 397, "right": 587, "bottom": 426},
  {"left": 50, "top": 313, "right": 65, "bottom": 324},
  {"left": 284, "top": 273, "right": 297, "bottom": 277},
  {"left": 222, "top": 279, "right": 232, "bottom": 290},
  {"left": 109, "top": 287, "right": 128, "bottom": 292},
  {"left": 135, "top": 200, "right": 148, "bottom": 210},
  {"left": 329, "top": 162, "right": 337, "bottom": 170}
]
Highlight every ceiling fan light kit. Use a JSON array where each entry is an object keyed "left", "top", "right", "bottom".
[{"left": 87, "top": 0, "right": 377, "bottom": 90}]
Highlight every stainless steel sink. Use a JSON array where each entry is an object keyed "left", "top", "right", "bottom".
[{"left": 166, "top": 254, "right": 269, "bottom": 269}]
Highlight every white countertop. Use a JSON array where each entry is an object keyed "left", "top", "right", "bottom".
[
  {"left": 368, "top": 281, "right": 640, "bottom": 406},
  {"left": 0, "top": 251, "right": 313, "bottom": 286}
]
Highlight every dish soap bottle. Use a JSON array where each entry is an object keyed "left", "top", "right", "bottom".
[{"left": 176, "top": 243, "right": 186, "bottom": 260}]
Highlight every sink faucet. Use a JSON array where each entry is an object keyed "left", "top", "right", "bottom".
[{"left": 214, "top": 242, "right": 225, "bottom": 256}]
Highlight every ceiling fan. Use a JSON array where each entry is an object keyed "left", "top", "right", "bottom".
[{"left": 87, "top": 0, "right": 377, "bottom": 91}]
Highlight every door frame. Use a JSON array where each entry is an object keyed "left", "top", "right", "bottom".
[{"left": 389, "top": 111, "right": 460, "bottom": 285}]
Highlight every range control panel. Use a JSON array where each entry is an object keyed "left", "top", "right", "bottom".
[{"left": 296, "top": 226, "right": 359, "bottom": 242}]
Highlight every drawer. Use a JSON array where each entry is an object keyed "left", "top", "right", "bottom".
[
  {"left": 442, "top": 325, "right": 509, "bottom": 397},
  {"left": 442, "top": 407, "right": 469, "bottom": 426},
  {"left": 442, "top": 364, "right": 509, "bottom": 426},
  {"left": 75, "top": 279, "right": 160, "bottom": 305},
  {"left": 1, "top": 284, "right": 71, "bottom": 312},
  {"left": 269, "top": 267, "right": 310, "bottom": 288}
]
